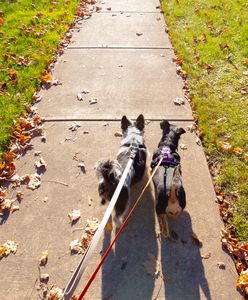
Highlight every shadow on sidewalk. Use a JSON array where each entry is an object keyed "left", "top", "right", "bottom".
[
  {"left": 161, "top": 211, "right": 212, "bottom": 300},
  {"left": 101, "top": 173, "right": 158, "bottom": 300}
]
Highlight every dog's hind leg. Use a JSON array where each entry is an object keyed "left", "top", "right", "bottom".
[{"left": 158, "top": 214, "right": 170, "bottom": 239}]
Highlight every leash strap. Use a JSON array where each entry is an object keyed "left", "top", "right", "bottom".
[
  {"left": 62, "top": 146, "right": 138, "bottom": 300},
  {"left": 77, "top": 155, "right": 164, "bottom": 300}
]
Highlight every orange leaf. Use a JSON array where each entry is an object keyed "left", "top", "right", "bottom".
[
  {"left": 42, "top": 74, "right": 52, "bottom": 83},
  {"left": 0, "top": 18, "right": 4, "bottom": 25},
  {"left": 220, "top": 142, "right": 233, "bottom": 153},
  {"left": 233, "top": 147, "right": 243, "bottom": 155}
]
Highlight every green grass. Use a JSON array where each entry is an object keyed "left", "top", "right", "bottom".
[
  {"left": 0, "top": 0, "right": 80, "bottom": 151},
  {"left": 161, "top": 0, "right": 248, "bottom": 240}
]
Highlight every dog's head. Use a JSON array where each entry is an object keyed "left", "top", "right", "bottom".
[
  {"left": 95, "top": 159, "right": 122, "bottom": 204},
  {"left": 121, "top": 114, "right": 145, "bottom": 139},
  {"left": 159, "top": 120, "right": 185, "bottom": 152}
]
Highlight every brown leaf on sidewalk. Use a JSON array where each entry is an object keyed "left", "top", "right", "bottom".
[
  {"left": 34, "top": 157, "right": 47, "bottom": 169},
  {"left": 114, "top": 131, "right": 122, "bottom": 137},
  {"left": 201, "top": 252, "right": 211, "bottom": 259},
  {"left": 68, "top": 209, "right": 81, "bottom": 224},
  {"left": 39, "top": 250, "right": 48, "bottom": 266},
  {"left": 40, "top": 273, "right": 50, "bottom": 282},
  {"left": 47, "top": 285, "right": 63, "bottom": 300},
  {"left": 27, "top": 173, "right": 41, "bottom": 190},
  {"left": 0, "top": 240, "right": 19, "bottom": 258},
  {"left": 143, "top": 253, "right": 160, "bottom": 278},
  {"left": 70, "top": 239, "right": 83, "bottom": 254},
  {"left": 85, "top": 217, "right": 99, "bottom": 235}
]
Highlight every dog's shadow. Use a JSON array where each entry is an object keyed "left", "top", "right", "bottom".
[
  {"left": 161, "top": 211, "right": 212, "bottom": 300},
  {"left": 101, "top": 172, "right": 158, "bottom": 300}
]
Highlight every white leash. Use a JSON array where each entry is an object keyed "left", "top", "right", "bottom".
[{"left": 62, "top": 145, "right": 138, "bottom": 299}]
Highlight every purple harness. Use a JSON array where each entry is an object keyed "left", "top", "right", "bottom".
[{"left": 151, "top": 146, "right": 180, "bottom": 169}]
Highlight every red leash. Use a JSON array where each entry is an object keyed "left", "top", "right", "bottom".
[{"left": 77, "top": 157, "right": 163, "bottom": 299}]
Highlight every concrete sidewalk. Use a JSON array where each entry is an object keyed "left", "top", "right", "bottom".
[{"left": 0, "top": 0, "right": 240, "bottom": 299}]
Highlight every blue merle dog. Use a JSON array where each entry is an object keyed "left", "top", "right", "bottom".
[
  {"left": 151, "top": 120, "right": 186, "bottom": 238},
  {"left": 96, "top": 114, "right": 147, "bottom": 227}
]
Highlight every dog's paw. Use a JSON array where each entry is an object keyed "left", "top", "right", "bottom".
[
  {"left": 105, "top": 219, "right": 113, "bottom": 232},
  {"left": 114, "top": 215, "right": 123, "bottom": 228}
]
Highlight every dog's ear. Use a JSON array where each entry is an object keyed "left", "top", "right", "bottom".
[
  {"left": 176, "top": 127, "right": 186, "bottom": 136},
  {"left": 135, "top": 114, "right": 145, "bottom": 131},
  {"left": 121, "top": 115, "right": 131, "bottom": 130},
  {"left": 160, "top": 120, "right": 170, "bottom": 132}
]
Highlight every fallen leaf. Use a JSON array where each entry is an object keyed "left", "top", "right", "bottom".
[
  {"left": 82, "top": 89, "right": 89, "bottom": 94},
  {"left": 0, "top": 18, "right": 4, "bottom": 25},
  {"left": 40, "top": 273, "right": 49, "bottom": 282},
  {"left": 16, "top": 191, "right": 24, "bottom": 201},
  {"left": 0, "top": 240, "right": 19, "bottom": 258},
  {"left": 11, "top": 205, "right": 20, "bottom": 213},
  {"left": 195, "top": 137, "right": 201, "bottom": 146},
  {"left": 233, "top": 147, "right": 243, "bottom": 155},
  {"left": 39, "top": 250, "right": 48, "bottom": 265},
  {"left": 244, "top": 153, "right": 248, "bottom": 162},
  {"left": 220, "top": 142, "right": 233, "bottom": 153},
  {"left": 77, "top": 93, "right": 83, "bottom": 101},
  {"left": 42, "top": 74, "right": 53, "bottom": 84},
  {"left": 89, "top": 98, "right": 97, "bottom": 104},
  {"left": 83, "top": 130, "right": 89, "bottom": 134},
  {"left": 173, "top": 97, "right": 185, "bottom": 105},
  {"left": 68, "top": 209, "right": 81, "bottom": 224},
  {"left": 47, "top": 285, "right": 63, "bottom": 300},
  {"left": 136, "top": 32, "right": 143, "bottom": 36},
  {"left": 78, "top": 162, "right": 86, "bottom": 173},
  {"left": 201, "top": 252, "right": 211, "bottom": 259},
  {"left": 85, "top": 217, "right": 99, "bottom": 235},
  {"left": 192, "top": 232, "right": 203, "bottom": 247},
  {"left": 34, "top": 157, "right": 47, "bottom": 169},
  {"left": 173, "top": 56, "right": 183, "bottom": 66},
  {"left": 217, "top": 262, "right": 226, "bottom": 269},
  {"left": 81, "top": 233, "right": 91, "bottom": 249},
  {"left": 88, "top": 197, "right": 92, "bottom": 206},
  {"left": 1, "top": 199, "right": 13, "bottom": 210},
  {"left": 69, "top": 121, "right": 81, "bottom": 131},
  {"left": 179, "top": 144, "right": 187, "bottom": 150},
  {"left": 27, "top": 173, "right": 41, "bottom": 190},
  {"left": 143, "top": 253, "right": 160, "bottom": 278},
  {"left": 114, "top": 131, "right": 122, "bottom": 137},
  {"left": 70, "top": 239, "right": 83, "bottom": 254},
  {"left": 237, "top": 269, "right": 248, "bottom": 293}
]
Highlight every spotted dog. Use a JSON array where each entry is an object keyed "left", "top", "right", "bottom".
[
  {"left": 151, "top": 120, "right": 186, "bottom": 238},
  {"left": 96, "top": 114, "right": 147, "bottom": 227}
]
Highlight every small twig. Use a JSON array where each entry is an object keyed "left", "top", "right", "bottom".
[
  {"left": 72, "top": 227, "right": 85, "bottom": 233},
  {"left": 58, "top": 252, "right": 68, "bottom": 260},
  {"left": 43, "top": 180, "right": 69, "bottom": 187}
]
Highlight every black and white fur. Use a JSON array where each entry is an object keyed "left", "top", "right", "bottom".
[
  {"left": 96, "top": 114, "right": 147, "bottom": 226},
  {"left": 151, "top": 120, "right": 186, "bottom": 238}
]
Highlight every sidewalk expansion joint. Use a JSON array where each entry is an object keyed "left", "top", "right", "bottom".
[
  {"left": 67, "top": 46, "right": 173, "bottom": 50},
  {"left": 44, "top": 118, "right": 194, "bottom": 122}
]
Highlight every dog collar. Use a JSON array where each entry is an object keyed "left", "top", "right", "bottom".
[{"left": 151, "top": 146, "right": 180, "bottom": 169}]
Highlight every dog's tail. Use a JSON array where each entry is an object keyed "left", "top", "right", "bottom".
[{"left": 95, "top": 159, "right": 122, "bottom": 183}]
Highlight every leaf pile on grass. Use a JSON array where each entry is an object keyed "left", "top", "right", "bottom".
[
  {"left": 0, "top": 0, "right": 83, "bottom": 152},
  {"left": 161, "top": 0, "right": 247, "bottom": 294}
]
